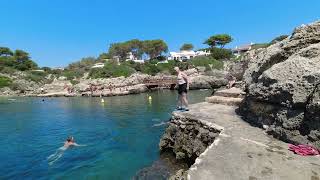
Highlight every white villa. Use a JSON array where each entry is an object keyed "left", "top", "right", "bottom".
[
  {"left": 167, "top": 50, "right": 211, "bottom": 61},
  {"left": 233, "top": 43, "right": 254, "bottom": 57},
  {"left": 126, "top": 52, "right": 144, "bottom": 63},
  {"left": 113, "top": 52, "right": 145, "bottom": 63}
]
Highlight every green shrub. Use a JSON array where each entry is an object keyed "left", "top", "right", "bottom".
[
  {"left": 25, "top": 71, "right": 48, "bottom": 82},
  {"left": 191, "top": 56, "right": 224, "bottom": 70},
  {"left": 204, "top": 64, "right": 212, "bottom": 72},
  {"left": 0, "top": 66, "right": 16, "bottom": 75},
  {"left": 251, "top": 43, "right": 270, "bottom": 50},
  {"left": 149, "top": 59, "right": 159, "bottom": 64},
  {"left": 25, "top": 74, "right": 43, "bottom": 82},
  {"left": 14, "top": 60, "right": 38, "bottom": 71},
  {"left": 140, "top": 62, "right": 160, "bottom": 75},
  {"left": 0, "top": 76, "right": 12, "bottom": 88},
  {"left": 270, "top": 35, "right": 288, "bottom": 44},
  {"left": 210, "top": 47, "right": 233, "bottom": 60},
  {"left": 0, "top": 56, "right": 17, "bottom": 67},
  {"left": 157, "top": 61, "right": 176, "bottom": 74},
  {"left": 109, "top": 64, "right": 135, "bottom": 77},
  {"left": 88, "top": 68, "right": 108, "bottom": 79},
  {"left": 61, "top": 69, "right": 85, "bottom": 80},
  {"left": 9, "top": 83, "right": 26, "bottom": 91},
  {"left": 89, "top": 62, "right": 135, "bottom": 78},
  {"left": 70, "top": 80, "right": 80, "bottom": 85}
]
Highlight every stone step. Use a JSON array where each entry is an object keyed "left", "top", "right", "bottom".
[
  {"left": 205, "top": 96, "right": 243, "bottom": 106},
  {"left": 214, "top": 87, "right": 245, "bottom": 98}
]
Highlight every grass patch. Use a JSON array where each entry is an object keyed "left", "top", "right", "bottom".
[{"left": 191, "top": 56, "right": 224, "bottom": 70}]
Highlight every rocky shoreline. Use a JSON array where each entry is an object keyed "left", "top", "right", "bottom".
[{"left": 0, "top": 68, "right": 228, "bottom": 97}]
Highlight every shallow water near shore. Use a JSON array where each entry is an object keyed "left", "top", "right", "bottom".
[{"left": 0, "top": 90, "right": 211, "bottom": 179}]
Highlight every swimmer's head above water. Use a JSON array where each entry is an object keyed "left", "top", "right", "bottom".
[{"left": 66, "top": 136, "right": 74, "bottom": 143}]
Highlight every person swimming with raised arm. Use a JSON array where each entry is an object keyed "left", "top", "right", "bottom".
[
  {"left": 47, "top": 136, "right": 84, "bottom": 165},
  {"left": 64, "top": 136, "right": 79, "bottom": 148}
]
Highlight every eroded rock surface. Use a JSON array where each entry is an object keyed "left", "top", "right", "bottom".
[
  {"left": 159, "top": 113, "right": 220, "bottom": 166},
  {"left": 240, "top": 21, "right": 320, "bottom": 148}
]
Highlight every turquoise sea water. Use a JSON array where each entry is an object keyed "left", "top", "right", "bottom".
[{"left": 0, "top": 90, "right": 211, "bottom": 179}]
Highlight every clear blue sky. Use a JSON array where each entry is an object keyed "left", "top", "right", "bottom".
[{"left": 1, "top": 0, "right": 319, "bottom": 67}]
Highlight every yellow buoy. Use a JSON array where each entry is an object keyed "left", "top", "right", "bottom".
[
  {"left": 101, "top": 99, "right": 105, "bottom": 103},
  {"left": 148, "top": 96, "right": 152, "bottom": 100}
]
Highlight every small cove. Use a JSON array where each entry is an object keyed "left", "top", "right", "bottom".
[{"left": 0, "top": 90, "right": 211, "bottom": 179}]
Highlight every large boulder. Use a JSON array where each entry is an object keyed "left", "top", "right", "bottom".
[
  {"left": 224, "top": 60, "right": 248, "bottom": 80},
  {"left": 240, "top": 21, "right": 320, "bottom": 148}
]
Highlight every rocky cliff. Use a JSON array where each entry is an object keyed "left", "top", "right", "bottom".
[{"left": 240, "top": 21, "right": 320, "bottom": 148}]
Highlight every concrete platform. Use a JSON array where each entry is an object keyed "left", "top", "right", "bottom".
[{"left": 174, "top": 102, "right": 320, "bottom": 180}]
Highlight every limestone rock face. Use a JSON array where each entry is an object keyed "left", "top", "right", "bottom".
[
  {"left": 0, "top": 87, "right": 16, "bottom": 96},
  {"left": 189, "top": 73, "right": 227, "bottom": 90},
  {"left": 224, "top": 60, "right": 248, "bottom": 80},
  {"left": 42, "top": 79, "right": 71, "bottom": 93},
  {"left": 159, "top": 114, "right": 220, "bottom": 165},
  {"left": 240, "top": 21, "right": 320, "bottom": 148}
]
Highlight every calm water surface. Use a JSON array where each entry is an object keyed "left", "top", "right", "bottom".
[{"left": 0, "top": 90, "right": 211, "bottom": 179}]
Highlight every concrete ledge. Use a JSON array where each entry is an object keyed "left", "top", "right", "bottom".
[{"left": 171, "top": 102, "right": 320, "bottom": 180}]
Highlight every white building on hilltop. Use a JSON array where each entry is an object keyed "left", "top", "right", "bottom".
[
  {"left": 113, "top": 52, "right": 145, "bottom": 63},
  {"left": 233, "top": 43, "right": 254, "bottom": 57},
  {"left": 167, "top": 50, "right": 210, "bottom": 61},
  {"left": 126, "top": 52, "right": 144, "bottom": 63}
]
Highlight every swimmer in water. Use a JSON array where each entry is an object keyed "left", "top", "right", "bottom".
[
  {"left": 47, "top": 136, "right": 84, "bottom": 165},
  {"left": 64, "top": 136, "right": 79, "bottom": 148}
]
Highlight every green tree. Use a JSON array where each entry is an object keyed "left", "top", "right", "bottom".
[
  {"left": 98, "top": 53, "right": 111, "bottom": 60},
  {"left": 15, "top": 60, "right": 38, "bottom": 71},
  {"left": 108, "top": 43, "right": 130, "bottom": 61},
  {"left": 210, "top": 47, "right": 232, "bottom": 60},
  {"left": 180, "top": 43, "right": 194, "bottom": 51},
  {"left": 204, "top": 34, "right": 233, "bottom": 48},
  {"left": 0, "top": 47, "right": 13, "bottom": 56},
  {"left": 14, "top": 49, "right": 30, "bottom": 62},
  {"left": 127, "top": 39, "right": 144, "bottom": 59},
  {"left": 67, "top": 57, "right": 97, "bottom": 71},
  {"left": 142, "top": 39, "right": 168, "bottom": 59}
]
